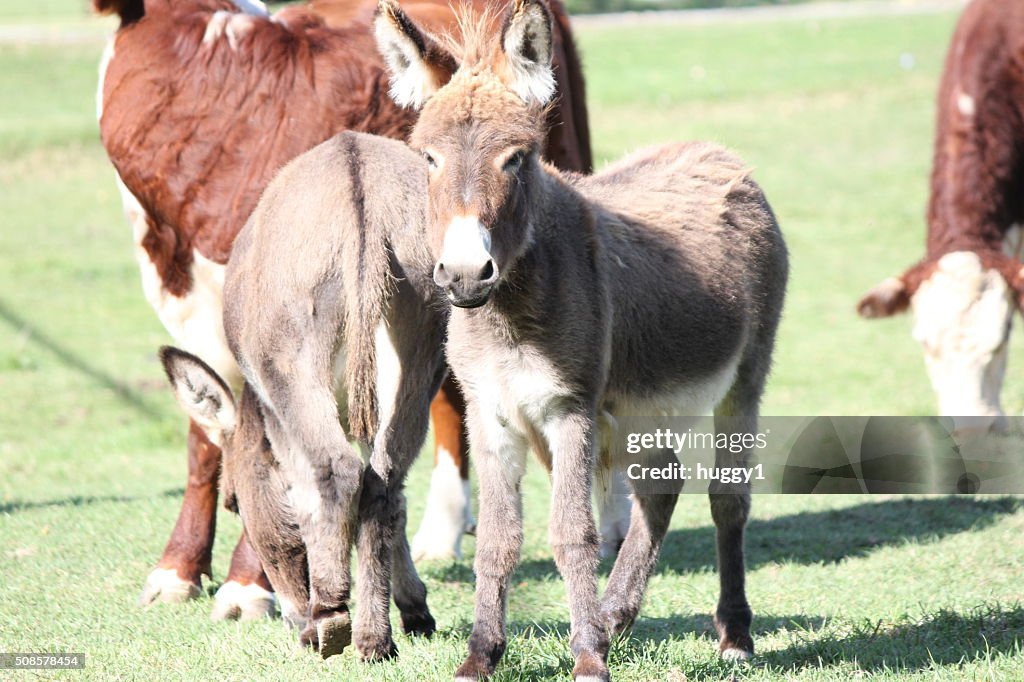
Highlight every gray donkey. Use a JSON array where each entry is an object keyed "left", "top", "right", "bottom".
[
  {"left": 161, "top": 131, "right": 447, "bottom": 661},
  {"left": 374, "top": 0, "right": 789, "bottom": 679}
]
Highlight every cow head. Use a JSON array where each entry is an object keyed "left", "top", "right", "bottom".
[{"left": 858, "top": 250, "right": 1024, "bottom": 433}]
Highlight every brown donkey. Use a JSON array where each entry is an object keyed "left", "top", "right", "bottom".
[
  {"left": 164, "top": 131, "right": 447, "bottom": 660},
  {"left": 375, "top": 0, "right": 789, "bottom": 679}
]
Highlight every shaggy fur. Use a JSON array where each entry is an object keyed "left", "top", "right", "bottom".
[
  {"left": 375, "top": 1, "right": 788, "bottom": 679},
  {"left": 95, "top": 0, "right": 592, "bottom": 608}
]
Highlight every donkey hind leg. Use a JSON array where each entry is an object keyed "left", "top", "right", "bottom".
[
  {"left": 545, "top": 412, "right": 610, "bottom": 682},
  {"left": 211, "top": 531, "right": 276, "bottom": 622},
  {"left": 599, "top": 448, "right": 681, "bottom": 639},
  {"left": 259, "top": 375, "right": 362, "bottom": 659},
  {"left": 392, "top": 491, "right": 436, "bottom": 637},
  {"left": 710, "top": 374, "right": 763, "bottom": 661},
  {"left": 354, "top": 305, "right": 446, "bottom": 662},
  {"left": 454, "top": 419, "right": 528, "bottom": 681},
  {"left": 139, "top": 420, "right": 218, "bottom": 606}
]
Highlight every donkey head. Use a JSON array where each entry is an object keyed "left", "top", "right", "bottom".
[
  {"left": 160, "top": 346, "right": 269, "bottom": 509},
  {"left": 858, "top": 250, "right": 1024, "bottom": 431},
  {"left": 375, "top": 0, "right": 555, "bottom": 307}
]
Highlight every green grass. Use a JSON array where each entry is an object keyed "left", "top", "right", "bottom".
[{"left": 1, "top": 8, "right": 1023, "bottom": 682}]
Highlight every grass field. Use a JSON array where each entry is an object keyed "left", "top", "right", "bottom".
[{"left": 1, "top": 4, "right": 1023, "bottom": 681}]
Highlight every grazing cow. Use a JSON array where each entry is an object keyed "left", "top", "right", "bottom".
[
  {"left": 374, "top": 0, "right": 788, "bottom": 679},
  {"left": 165, "top": 131, "right": 448, "bottom": 659},
  {"left": 93, "top": 0, "right": 592, "bottom": 618},
  {"left": 857, "top": 0, "right": 1024, "bottom": 431}
]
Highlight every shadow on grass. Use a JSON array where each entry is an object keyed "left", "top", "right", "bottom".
[
  {"left": 486, "top": 605, "right": 1023, "bottom": 678},
  {"left": 511, "top": 496, "right": 1022, "bottom": 580},
  {"left": 764, "top": 604, "right": 1024, "bottom": 673},
  {"left": 0, "top": 488, "right": 184, "bottom": 515},
  {"left": 0, "top": 298, "right": 165, "bottom": 419}
]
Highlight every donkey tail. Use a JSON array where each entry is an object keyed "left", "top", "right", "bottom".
[
  {"left": 339, "top": 137, "right": 394, "bottom": 444},
  {"left": 93, "top": 0, "right": 144, "bottom": 25}
]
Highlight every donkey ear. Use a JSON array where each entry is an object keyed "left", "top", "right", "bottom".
[
  {"left": 375, "top": 0, "right": 457, "bottom": 109},
  {"left": 160, "top": 346, "right": 237, "bottom": 439},
  {"left": 500, "top": 0, "right": 556, "bottom": 106},
  {"left": 857, "top": 277, "right": 910, "bottom": 318}
]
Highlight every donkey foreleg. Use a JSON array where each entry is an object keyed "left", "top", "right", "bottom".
[
  {"left": 454, "top": 417, "right": 528, "bottom": 681},
  {"left": 543, "top": 412, "right": 610, "bottom": 682}
]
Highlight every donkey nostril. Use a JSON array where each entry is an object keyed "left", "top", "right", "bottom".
[
  {"left": 479, "top": 259, "right": 496, "bottom": 282},
  {"left": 433, "top": 262, "right": 452, "bottom": 287}
]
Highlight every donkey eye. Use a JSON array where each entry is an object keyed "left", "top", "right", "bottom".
[
  {"left": 423, "top": 151, "right": 437, "bottom": 170},
  {"left": 503, "top": 151, "right": 526, "bottom": 174}
]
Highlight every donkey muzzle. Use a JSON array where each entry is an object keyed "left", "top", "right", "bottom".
[
  {"left": 435, "top": 216, "right": 499, "bottom": 308},
  {"left": 434, "top": 259, "right": 499, "bottom": 308}
]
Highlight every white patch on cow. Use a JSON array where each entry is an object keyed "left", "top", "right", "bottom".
[
  {"left": 441, "top": 216, "right": 493, "bottom": 273},
  {"left": 955, "top": 87, "right": 976, "bottom": 117},
  {"left": 118, "top": 174, "right": 241, "bottom": 390},
  {"left": 96, "top": 36, "right": 116, "bottom": 121},
  {"left": 139, "top": 567, "right": 201, "bottom": 605},
  {"left": 374, "top": 322, "right": 402, "bottom": 429},
  {"left": 278, "top": 595, "right": 305, "bottom": 630},
  {"left": 911, "top": 251, "right": 1012, "bottom": 426},
  {"left": 411, "top": 445, "right": 473, "bottom": 561},
  {"left": 595, "top": 411, "right": 631, "bottom": 557},
  {"left": 211, "top": 580, "right": 277, "bottom": 621},
  {"left": 204, "top": 2, "right": 266, "bottom": 49},
  {"left": 204, "top": 11, "right": 231, "bottom": 44}
]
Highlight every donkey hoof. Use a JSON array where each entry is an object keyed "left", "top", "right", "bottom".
[
  {"left": 138, "top": 568, "right": 202, "bottom": 606},
  {"left": 400, "top": 609, "right": 436, "bottom": 637},
  {"left": 356, "top": 634, "right": 399, "bottom": 663},
  {"left": 571, "top": 650, "right": 610, "bottom": 681},
  {"left": 599, "top": 604, "right": 635, "bottom": 640},
  {"left": 720, "top": 644, "right": 753, "bottom": 662},
  {"left": 211, "top": 581, "right": 277, "bottom": 621},
  {"left": 315, "top": 611, "right": 352, "bottom": 659}
]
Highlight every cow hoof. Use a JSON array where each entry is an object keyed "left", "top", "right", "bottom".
[
  {"left": 211, "top": 581, "right": 277, "bottom": 621},
  {"left": 138, "top": 568, "right": 202, "bottom": 606},
  {"left": 410, "top": 526, "right": 461, "bottom": 562}
]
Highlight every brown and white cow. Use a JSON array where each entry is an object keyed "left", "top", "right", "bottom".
[
  {"left": 858, "top": 0, "right": 1024, "bottom": 432},
  {"left": 94, "top": 0, "right": 592, "bottom": 619}
]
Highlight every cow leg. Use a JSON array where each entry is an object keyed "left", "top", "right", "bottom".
[
  {"left": 139, "top": 420, "right": 218, "bottom": 605},
  {"left": 211, "top": 530, "right": 276, "bottom": 622},
  {"left": 412, "top": 375, "right": 474, "bottom": 561}
]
